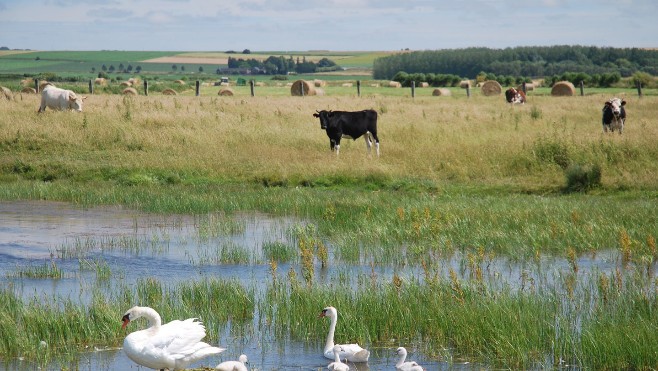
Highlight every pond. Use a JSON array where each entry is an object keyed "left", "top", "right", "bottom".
[{"left": 0, "top": 200, "right": 648, "bottom": 370}]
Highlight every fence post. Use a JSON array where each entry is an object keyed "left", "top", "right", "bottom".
[
  {"left": 144, "top": 80, "right": 149, "bottom": 96},
  {"left": 301, "top": 81, "right": 305, "bottom": 97},
  {"left": 195, "top": 80, "right": 200, "bottom": 96},
  {"left": 466, "top": 86, "right": 471, "bottom": 98},
  {"left": 579, "top": 81, "right": 584, "bottom": 96},
  {"left": 636, "top": 80, "right": 643, "bottom": 97},
  {"left": 522, "top": 82, "right": 527, "bottom": 94},
  {"left": 357, "top": 80, "right": 361, "bottom": 97},
  {"left": 89, "top": 80, "right": 94, "bottom": 94},
  {"left": 250, "top": 80, "right": 255, "bottom": 97},
  {"left": 35, "top": 79, "right": 39, "bottom": 93},
  {"left": 411, "top": 81, "right": 415, "bottom": 98}
]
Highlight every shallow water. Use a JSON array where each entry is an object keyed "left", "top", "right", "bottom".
[{"left": 0, "top": 200, "right": 650, "bottom": 370}]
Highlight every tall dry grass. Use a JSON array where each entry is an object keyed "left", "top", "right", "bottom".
[{"left": 1, "top": 92, "right": 657, "bottom": 191}]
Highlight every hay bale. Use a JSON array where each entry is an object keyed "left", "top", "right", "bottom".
[
  {"left": 120, "top": 81, "right": 132, "bottom": 87},
  {"left": 517, "top": 82, "right": 534, "bottom": 91},
  {"left": 315, "top": 88, "right": 325, "bottom": 96},
  {"left": 174, "top": 80, "right": 186, "bottom": 85},
  {"left": 128, "top": 77, "right": 140, "bottom": 85},
  {"left": 218, "top": 88, "right": 234, "bottom": 96},
  {"left": 388, "top": 81, "right": 402, "bottom": 88},
  {"left": 21, "top": 78, "right": 34, "bottom": 87},
  {"left": 39, "top": 81, "right": 52, "bottom": 90},
  {"left": 459, "top": 80, "right": 471, "bottom": 89},
  {"left": 21, "top": 87, "right": 37, "bottom": 94},
  {"left": 341, "top": 83, "right": 353, "bottom": 88},
  {"left": 255, "top": 82, "right": 266, "bottom": 87},
  {"left": 551, "top": 81, "right": 576, "bottom": 96},
  {"left": 1, "top": 86, "right": 12, "bottom": 100},
  {"left": 290, "top": 80, "right": 316, "bottom": 96},
  {"left": 122, "top": 87, "right": 138, "bottom": 95},
  {"left": 420, "top": 82, "right": 430, "bottom": 88},
  {"left": 432, "top": 88, "right": 451, "bottom": 96},
  {"left": 314, "top": 79, "right": 326, "bottom": 87},
  {"left": 162, "top": 88, "right": 177, "bottom": 95},
  {"left": 94, "top": 77, "right": 107, "bottom": 86},
  {"left": 481, "top": 80, "right": 502, "bottom": 96},
  {"left": 370, "top": 83, "right": 380, "bottom": 88}
]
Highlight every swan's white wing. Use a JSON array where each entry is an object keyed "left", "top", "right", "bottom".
[
  {"left": 328, "top": 361, "right": 350, "bottom": 371},
  {"left": 156, "top": 318, "right": 207, "bottom": 354}
]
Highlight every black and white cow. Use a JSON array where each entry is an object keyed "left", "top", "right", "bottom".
[
  {"left": 504, "top": 87, "right": 526, "bottom": 104},
  {"left": 602, "top": 98, "right": 626, "bottom": 134},
  {"left": 313, "top": 109, "right": 379, "bottom": 156}
]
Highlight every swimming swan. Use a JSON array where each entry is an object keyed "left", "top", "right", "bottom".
[
  {"left": 121, "top": 306, "right": 225, "bottom": 370},
  {"left": 216, "top": 354, "right": 249, "bottom": 371},
  {"left": 328, "top": 345, "right": 350, "bottom": 370},
  {"left": 319, "top": 306, "right": 369, "bottom": 363},
  {"left": 395, "top": 347, "right": 424, "bottom": 371}
]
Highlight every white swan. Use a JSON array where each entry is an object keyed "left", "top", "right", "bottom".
[
  {"left": 319, "top": 306, "right": 369, "bottom": 363},
  {"left": 121, "top": 306, "right": 225, "bottom": 370},
  {"left": 328, "top": 345, "right": 350, "bottom": 370},
  {"left": 216, "top": 354, "right": 249, "bottom": 371},
  {"left": 395, "top": 347, "right": 424, "bottom": 371}
]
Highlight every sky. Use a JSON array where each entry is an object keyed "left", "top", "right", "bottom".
[{"left": 1, "top": 0, "right": 657, "bottom": 51}]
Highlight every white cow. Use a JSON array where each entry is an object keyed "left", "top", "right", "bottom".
[{"left": 38, "top": 85, "right": 85, "bottom": 112}]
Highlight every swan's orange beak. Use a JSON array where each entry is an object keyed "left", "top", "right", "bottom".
[
  {"left": 121, "top": 315, "right": 130, "bottom": 329},
  {"left": 318, "top": 309, "right": 328, "bottom": 318}
]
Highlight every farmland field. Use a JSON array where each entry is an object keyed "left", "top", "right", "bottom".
[{"left": 1, "top": 53, "right": 658, "bottom": 370}]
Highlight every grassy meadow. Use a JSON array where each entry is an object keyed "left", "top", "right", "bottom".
[{"left": 1, "top": 82, "right": 658, "bottom": 369}]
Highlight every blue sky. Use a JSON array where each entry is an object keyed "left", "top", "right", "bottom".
[{"left": 1, "top": 0, "right": 656, "bottom": 51}]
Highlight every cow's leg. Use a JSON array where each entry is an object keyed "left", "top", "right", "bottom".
[
  {"left": 619, "top": 120, "right": 624, "bottom": 135},
  {"left": 364, "top": 133, "right": 373, "bottom": 153},
  {"left": 38, "top": 95, "right": 46, "bottom": 113}
]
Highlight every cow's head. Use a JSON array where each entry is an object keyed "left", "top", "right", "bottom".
[
  {"left": 606, "top": 98, "right": 626, "bottom": 117},
  {"left": 68, "top": 92, "right": 86, "bottom": 112},
  {"left": 313, "top": 110, "right": 333, "bottom": 129}
]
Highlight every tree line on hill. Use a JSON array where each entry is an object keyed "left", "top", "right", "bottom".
[
  {"left": 225, "top": 55, "right": 339, "bottom": 75},
  {"left": 374, "top": 45, "right": 658, "bottom": 86}
]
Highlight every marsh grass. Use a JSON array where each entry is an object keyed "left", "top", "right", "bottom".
[{"left": 6, "top": 259, "right": 66, "bottom": 279}]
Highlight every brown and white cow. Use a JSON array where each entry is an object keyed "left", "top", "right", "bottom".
[
  {"left": 505, "top": 87, "right": 526, "bottom": 104},
  {"left": 38, "top": 84, "right": 86, "bottom": 112}
]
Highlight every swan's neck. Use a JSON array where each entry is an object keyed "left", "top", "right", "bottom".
[
  {"left": 334, "top": 350, "right": 341, "bottom": 363},
  {"left": 396, "top": 352, "right": 406, "bottom": 367},
  {"left": 140, "top": 307, "right": 162, "bottom": 328},
  {"left": 325, "top": 315, "right": 337, "bottom": 352}
]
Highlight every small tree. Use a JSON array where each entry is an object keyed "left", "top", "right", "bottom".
[
  {"left": 135, "top": 66, "right": 142, "bottom": 73},
  {"left": 172, "top": 64, "right": 177, "bottom": 72},
  {"left": 198, "top": 66, "right": 204, "bottom": 73}
]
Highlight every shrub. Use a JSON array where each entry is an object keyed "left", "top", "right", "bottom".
[
  {"left": 564, "top": 163, "right": 602, "bottom": 192},
  {"left": 532, "top": 137, "right": 570, "bottom": 169}
]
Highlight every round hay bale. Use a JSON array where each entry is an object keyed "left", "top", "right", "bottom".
[
  {"left": 370, "top": 83, "right": 380, "bottom": 88},
  {"left": 388, "top": 81, "right": 402, "bottom": 88},
  {"left": 517, "top": 82, "right": 534, "bottom": 91},
  {"left": 94, "top": 77, "right": 107, "bottom": 86},
  {"left": 551, "top": 81, "right": 576, "bottom": 96},
  {"left": 481, "top": 80, "right": 502, "bottom": 96},
  {"left": 314, "top": 79, "right": 326, "bottom": 87},
  {"left": 255, "top": 82, "right": 266, "bottom": 87},
  {"left": 218, "top": 88, "right": 234, "bottom": 96},
  {"left": 21, "top": 87, "right": 37, "bottom": 94},
  {"left": 162, "top": 88, "right": 177, "bottom": 95},
  {"left": 459, "top": 80, "right": 471, "bottom": 89},
  {"left": 122, "top": 87, "right": 138, "bottom": 95},
  {"left": 420, "top": 82, "right": 430, "bottom": 88},
  {"left": 315, "top": 88, "right": 325, "bottom": 96},
  {"left": 39, "top": 81, "right": 52, "bottom": 90},
  {"left": 120, "top": 81, "right": 132, "bottom": 87},
  {"left": 341, "top": 83, "right": 353, "bottom": 88},
  {"left": 174, "top": 80, "right": 186, "bottom": 85},
  {"left": 128, "top": 77, "right": 140, "bottom": 85},
  {"left": 21, "top": 78, "right": 34, "bottom": 87},
  {"left": 290, "top": 80, "right": 316, "bottom": 96},
  {"left": 1, "top": 86, "right": 12, "bottom": 100},
  {"left": 432, "top": 88, "right": 451, "bottom": 96}
]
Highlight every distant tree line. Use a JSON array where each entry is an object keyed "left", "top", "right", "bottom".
[
  {"left": 226, "top": 55, "right": 339, "bottom": 75},
  {"left": 373, "top": 45, "right": 658, "bottom": 81}
]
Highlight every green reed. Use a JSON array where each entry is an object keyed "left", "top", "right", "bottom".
[
  {"left": 5, "top": 259, "right": 65, "bottom": 279},
  {"left": 262, "top": 260, "right": 658, "bottom": 369}
]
